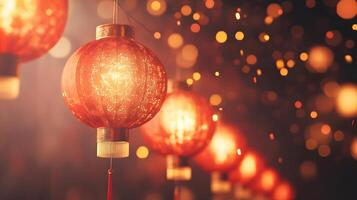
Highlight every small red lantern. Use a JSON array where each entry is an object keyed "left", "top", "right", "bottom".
[
  {"left": 272, "top": 181, "right": 295, "bottom": 200},
  {"left": 0, "top": 0, "right": 68, "bottom": 99},
  {"left": 194, "top": 123, "right": 247, "bottom": 173},
  {"left": 141, "top": 85, "right": 216, "bottom": 180},
  {"left": 229, "top": 150, "right": 265, "bottom": 185},
  {"left": 62, "top": 24, "right": 167, "bottom": 158},
  {"left": 194, "top": 123, "right": 247, "bottom": 195},
  {"left": 251, "top": 168, "right": 280, "bottom": 194}
]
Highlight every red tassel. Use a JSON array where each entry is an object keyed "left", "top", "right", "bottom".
[
  {"left": 107, "top": 169, "right": 113, "bottom": 200},
  {"left": 174, "top": 185, "right": 181, "bottom": 200}
]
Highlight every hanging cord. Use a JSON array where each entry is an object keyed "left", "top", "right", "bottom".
[
  {"left": 173, "top": 181, "right": 181, "bottom": 200},
  {"left": 113, "top": 1, "right": 184, "bottom": 82},
  {"left": 107, "top": 158, "right": 113, "bottom": 200},
  {"left": 113, "top": 1, "right": 155, "bottom": 34},
  {"left": 105, "top": 4, "right": 115, "bottom": 200},
  {"left": 113, "top": 0, "right": 118, "bottom": 24}
]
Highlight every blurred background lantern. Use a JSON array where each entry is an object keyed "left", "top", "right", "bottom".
[
  {"left": 141, "top": 83, "right": 216, "bottom": 181},
  {"left": 229, "top": 150, "right": 265, "bottom": 186},
  {"left": 194, "top": 123, "right": 246, "bottom": 173},
  {"left": 271, "top": 181, "right": 295, "bottom": 200},
  {"left": 251, "top": 168, "right": 280, "bottom": 195},
  {"left": 194, "top": 123, "right": 246, "bottom": 195},
  {"left": 61, "top": 23, "right": 167, "bottom": 158},
  {"left": 0, "top": 0, "right": 68, "bottom": 99}
]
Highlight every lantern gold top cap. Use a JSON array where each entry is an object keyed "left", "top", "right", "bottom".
[{"left": 96, "top": 24, "right": 134, "bottom": 40}]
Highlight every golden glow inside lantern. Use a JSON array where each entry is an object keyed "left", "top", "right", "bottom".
[
  {"left": 141, "top": 87, "right": 216, "bottom": 180},
  {"left": 142, "top": 88, "right": 216, "bottom": 156},
  {"left": 272, "top": 181, "right": 295, "bottom": 200},
  {"left": 62, "top": 24, "right": 167, "bottom": 158},
  {"left": 194, "top": 123, "right": 247, "bottom": 173},
  {"left": 252, "top": 168, "right": 279, "bottom": 194},
  {"left": 306, "top": 46, "right": 334, "bottom": 73},
  {"left": 0, "top": 0, "right": 68, "bottom": 99},
  {"left": 229, "top": 151, "right": 265, "bottom": 185}
]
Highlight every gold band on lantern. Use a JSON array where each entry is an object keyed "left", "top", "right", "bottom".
[{"left": 96, "top": 24, "right": 135, "bottom": 40}]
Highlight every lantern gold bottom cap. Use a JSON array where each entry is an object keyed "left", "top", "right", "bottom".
[
  {"left": 166, "top": 166, "right": 192, "bottom": 181},
  {"left": 97, "top": 141, "right": 129, "bottom": 158},
  {"left": 0, "top": 77, "right": 19, "bottom": 99}
]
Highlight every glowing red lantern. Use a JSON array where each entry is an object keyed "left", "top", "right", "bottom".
[
  {"left": 141, "top": 88, "right": 216, "bottom": 156},
  {"left": 229, "top": 150, "right": 265, "bottom": 185},
  {"left": 194, "top": 123, "right": 247, "bottom": 172},
  {"left": 0, "top": 0, "right": 68, "bottom": 99},
  {"left": 141, "top": 86, "right": 216, "bottom": 180},
  {"left": 272, "top": 181, "right": 295, "bottom": 200},
  {"left": 252, "top": 168, "right": 280, "bottom": 194},
  {"left": 62, "top": 24, "right": 167, "bottom": 158}
]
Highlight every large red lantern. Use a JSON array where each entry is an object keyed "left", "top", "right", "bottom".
[
  {"left": 251, "top": 168, "right": 280, "bottom": 194},
  {"left": 272, "top": 181, "right": 295, "bottom": 200},
  {"left": 229, "top": 150, "right": 265, "bottom": 185},
  {"left": 0, "top": 0, "right": 68, "bottom": 99},
  {"left": 141, "top": 85, "right": 216, "bottom": 180},
  {"left": 62, "top": 24, "right": 167, "bottom": 158},
  {"left": 194, "top": 123, "right": 247, "bottom": 172}
]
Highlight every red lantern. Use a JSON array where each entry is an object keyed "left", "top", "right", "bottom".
[
  {"left": 194, "top": 123, "right": 247, "bottom": 173},
  {"left": 0, "top": 0, "right": 68, "bottom": 99},
  {"left": 141, "top": 88, "right": 216, "bottom": 156},
  {"left": 251, "top": 168, "right": 280, "bottom": 194},
  {"left": 141, "top": 86, "right": 216, "bottom": 180},
  {"left": 272, "top": 181, "right": 295, "bottom": 200},
  {"left": 62, "top": 24, "right": 167, "bottom": 158},
  {"left": 229, "top": 150, "right": 265, "bottom": 185}
]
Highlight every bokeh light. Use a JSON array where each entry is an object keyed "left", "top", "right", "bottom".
[
  {"left": 97, "top": 0, "right": 112, "bottom": 19},
  {"left": 254, "top": 168, "right": 279, "bottom": 193},
  {"left": 181, "top": 5, "right": 192, "bottom": 16},
  {"left": 267, "top": 3, "right": 283, "bottom": 18},
  {"left": 350, "top": 138, "right": 357, "bottom": 160},
  {"left": 336, "top": 84, "right": 357, "bottom": 117},
  {"left": 307, "top": 46, "right": 334, "bottom": 73},
  {"left": 235, "top": 31, "right": 245, "bottom": 41},
  {"left": 146, "top": 0, "right": 167, "bottom": 16},
  {"left": 318, "top": 144, "right": 331, "bottom": 157},
  {"left": 167, "top": 33, "right": 184, "bottom": 49},
  {"left": 300, "top": 160, "right": 317, "bottom": 180},
  {"left": 216, "top": 31, "right": 228, "bottom": 43},
  {"left": 336, "top": 0, "right": 357, "bottom": 19},
  {"left": 272, "top": 182, "right": 295, "bottom": 200},
  {"left": 136, "top": 146, "right": 149, "bottom": 159},
  {"left": 210, "top": 94, "right": 222, "bottom": 106}
]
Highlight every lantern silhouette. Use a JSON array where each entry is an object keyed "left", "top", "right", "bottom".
[
  {"left": 141, "top": 85, "right": 216, "bottom": 180},
  {"left": 0, "top": 0, "right": 68, "bottom": 99},
  {"left": 229, "top": 150, "right": 265, "bottom": 185},
  {"left": 62, "top": 24, "right": 167, "bottom": 158}
]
